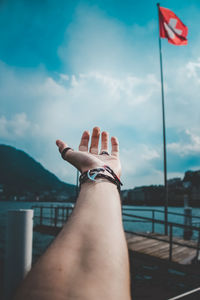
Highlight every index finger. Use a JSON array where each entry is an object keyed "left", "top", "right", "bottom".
[{"left": 56, "top": 139, "right": 73, "bottom": 160}]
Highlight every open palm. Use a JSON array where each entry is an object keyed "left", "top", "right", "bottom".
[{"left": 56, "top": 127, "right": 121, "bottom": 178}]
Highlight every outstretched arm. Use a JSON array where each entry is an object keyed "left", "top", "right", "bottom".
[{"left": 14, "top": 127, "right": 131, "bottom": 300}]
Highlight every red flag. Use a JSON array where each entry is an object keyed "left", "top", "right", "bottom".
[{"left": 159, "top": 6, "right": 188, "bottom": 45}]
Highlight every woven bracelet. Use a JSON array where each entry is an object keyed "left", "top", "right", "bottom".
[{"left": 79, "top": 165, "right": 123, "bottom": 192}]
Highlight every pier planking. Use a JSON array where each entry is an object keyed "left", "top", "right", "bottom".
[{"left": 126, "top": 232, "right": 197, "bottom": 265}]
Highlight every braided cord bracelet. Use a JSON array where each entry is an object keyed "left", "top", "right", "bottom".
[{"left": 79, "top": 165, "right": 123, "bottom": 192}]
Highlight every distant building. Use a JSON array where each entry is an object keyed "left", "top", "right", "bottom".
[
  {"left": 0, "top": 184, "right": 6, "bottom": 200},
  {"left": 0, "top": 184, "right": 3, "bottom": 193},
  {"left": 167, "top": 178, "right": 182, "bottom": 187},
  {"left": 120, "top": 190, "right": 129, "bottom": 201},
  {"left": 125, "top": 185, "right": 164, "bottom": 205},
  {"left": 128, "top": 187, "right": 146, "bottom": 203},
  {"left": 122, "top": 170, "right": 200, "bottom": 206}
]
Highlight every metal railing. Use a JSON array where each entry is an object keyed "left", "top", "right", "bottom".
[
  {"left": 32, "top": 205, "right": 74, "bottom": 228},
  {"left": 122, "top": 209, "right": 200, "bottom": 262},
  {"left": 122, "top": 207, "right": 200, "bottom": 224},
  {"left": 168, "top": 286, "right": 200, "bottom": 299},
  {"left": 32, "top": 205, "right": 200, "bottom": 262}
]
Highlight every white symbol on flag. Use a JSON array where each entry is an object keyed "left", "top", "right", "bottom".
[{"left": 164, "top": 18, "right": 182, "bottom": 39}]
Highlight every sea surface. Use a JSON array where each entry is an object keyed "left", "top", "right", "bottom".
[{"left": 1, "top": 201, "right": 200, "bottom": 263}]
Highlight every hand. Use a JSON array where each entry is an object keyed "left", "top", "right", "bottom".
[{"left": 56, "top": 127, "right": 121, "bottom": 178}]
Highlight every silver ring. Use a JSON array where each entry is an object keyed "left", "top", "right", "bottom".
[{"left": 100, "top": 151, "right": 110, "bottom": 156}]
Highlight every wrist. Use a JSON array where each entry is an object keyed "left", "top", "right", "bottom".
[
  {"left": 79, "top": 165, "right": 122, "bottom": 192},
  {"left": 79, "top": 179, "right": 120, "bottom": 195}
]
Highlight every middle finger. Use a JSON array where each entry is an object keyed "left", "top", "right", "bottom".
[
  {"left": 89, "top": 127, "right": 100, "bottom": 154},
  {"left": 100, "top": 131, "right": 109, "bottom": 154}
]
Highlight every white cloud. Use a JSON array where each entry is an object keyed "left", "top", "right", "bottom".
[
  {"left": 59, "top": 73, "right": 69, "bottom": 81},
  {"left": 186, "top": 58, "right": 200, "bottom": 81},
  {"left": 168, "top": 129, "right": 200, "bottom": 156},
  {"left": 0, "top": 62, "right": 162, "bottom": 187},
  {"left": 120, "top": 145, "right": 161, "bottom": 187},
  {"left": 1, "top": 52, "right": 200, "bottom": 188},
  {"left": 58, "top": 5, "right": 155, "bottom": 76},
  {"left": 1, "top": 6, "right": 200, "bottom": 189},
  {"left": 0, "top": 113, "right": 32, "bottom": 139}
]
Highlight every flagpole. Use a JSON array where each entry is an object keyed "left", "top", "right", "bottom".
[{"left": 157, "top": 3, "right": 168, "bottom": 236}]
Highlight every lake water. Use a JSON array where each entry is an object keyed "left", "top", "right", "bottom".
[{"left": 1, "top": 201, "right": 200, "bottom": 263}]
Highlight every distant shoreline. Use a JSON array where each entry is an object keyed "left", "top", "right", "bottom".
[{"left": 1, "top": 199, "right": 200, "bottom": 208}]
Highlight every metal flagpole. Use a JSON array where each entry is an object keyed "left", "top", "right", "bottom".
[{"left": 157, "top": 3, "right": 168, "bottom": 236}]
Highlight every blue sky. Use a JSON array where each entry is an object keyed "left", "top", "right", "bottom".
[{"left": 1, "top": 0, "right": 200, "bottom": 189}]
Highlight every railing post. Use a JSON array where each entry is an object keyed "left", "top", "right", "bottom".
[
  {"left": 54, "top": 207, "right": 58, "bottom": 227},
  {"left": 152, "top": 210, "right": 155, "bottom": 233},
  {"left": 195, "top": 229, "right": 200, "bottom": 262},
  {"left": 169, "top": 224, "right": 173, "bottom": 261},
  {"left": 183, "top": 207, "right": 192, "bottom": 240},
  {"left": 50, "top": 205, "right": 53, "bottom": 225},
  {"left": 4, "top": 209, "right": 33, "bottom": 300},
  {"left": 66, "top": 207, "right": 69, "bottom": 221},
  {"left": 62, "top": 207, "right": 65, "bottom": 225},
  {"left": 40, "top": 206, "right": 43, "bottom": 226}
]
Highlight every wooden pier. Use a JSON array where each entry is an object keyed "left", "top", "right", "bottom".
[
  {"left": 32, "top": 205, "right": 200, "bottom": 299},
  {"left": 32, "top": 205, "right": 200, "bottom": 265},
  {"left": 32, "top": 204, "right": 74, "bottom": 235},
  {"left": 122, "top": 208, "right": 200, "bottom": 299},
  {"left": 123, "top": 208, "right": 200, "bottom": 265},
  {"left": 126, "top": 232, "right": 197, "bottom": 265}
]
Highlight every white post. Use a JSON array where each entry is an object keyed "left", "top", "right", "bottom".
[{"left": 4, "top": 209, "right": 33, "bottom": 300}]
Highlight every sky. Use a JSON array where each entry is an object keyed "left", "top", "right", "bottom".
[{"left": 1, "top": 0, "right": 200, "bottom": 189}]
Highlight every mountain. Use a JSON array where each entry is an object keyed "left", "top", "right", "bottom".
[{"left": 0, "top": 145, "right": 76, "bottom": 198}]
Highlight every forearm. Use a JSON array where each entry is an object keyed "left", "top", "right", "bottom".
[
  {"left": 15, "top": 182, "right": 131, "bottom": 300},
  {"left": 66, "top": 181, "right": 129, "bottom": 277}
]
